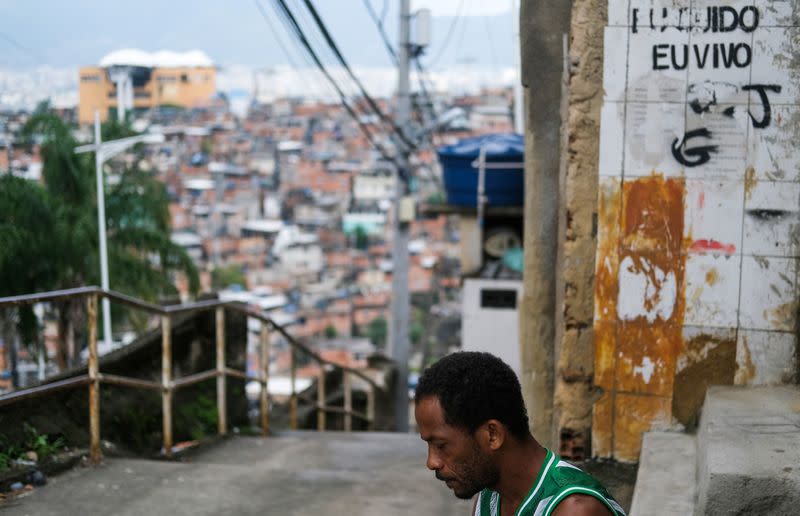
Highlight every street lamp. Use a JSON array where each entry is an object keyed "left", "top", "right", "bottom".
[{"left": 74, "top": 110, "right": 165, "bottom": 348}]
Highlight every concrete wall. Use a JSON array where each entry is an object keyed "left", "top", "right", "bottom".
[
  {"left": 592, "top": 0, "right": 800, "bottom": 461},
  {"left": 552, "top": 0, "right": 608, "bottom": 462},
  {"left": 520, "top": 0, "right": 574, "bottom": 448},
  {"left": 462, "top": 279, "right": 523, "bottom": 376}
]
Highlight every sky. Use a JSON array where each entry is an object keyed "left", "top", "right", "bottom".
[{"left": 0, "top": 0, "right": 517, "bottom": 71}]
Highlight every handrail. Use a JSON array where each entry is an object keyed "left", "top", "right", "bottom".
[
  {"left": 0, "top": 375, "right": 91, "bottom": 408},
  {"left": 0, "top": 286, "right": 384, "bottom": 462},
  {"left": 0, "top": 287, "right": 382, "bottom": 391}
]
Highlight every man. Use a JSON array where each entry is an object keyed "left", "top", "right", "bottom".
[{"left": 414, "top": 352, "right": 625, "bottom": 516}]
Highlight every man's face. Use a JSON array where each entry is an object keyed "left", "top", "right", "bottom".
[{"left": 415, "top": 396, "right": 499, "bottom": 499}]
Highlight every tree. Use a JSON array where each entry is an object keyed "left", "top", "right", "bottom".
[
  {"left": 354, "top": 225, "right": 369, "bottom": 250},
  {"left": 0, "top": 175, "right": 60, "bottom": 384},
  {"left": 211, "top": 265, "right": 246, "bottom": 291},
  {"left": 324, "top": 324, "right": 338, "bottom": 339},
  {"left": 366, "top": 316, "right": 388, "bottom": 350},
  {"left": 1, "top": 110, "right": 200, "bottom": 371}
]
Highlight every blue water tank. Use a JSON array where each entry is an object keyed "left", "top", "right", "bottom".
[{"left": 437, "top": 133, "right": 524, "bottom": 207}]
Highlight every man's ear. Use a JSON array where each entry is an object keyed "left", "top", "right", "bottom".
[{"left": 477, "top": 419, "right": 507, "bottom": 451}]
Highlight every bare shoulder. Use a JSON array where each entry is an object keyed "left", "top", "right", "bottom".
[{"left": 551, "top": 494, "right": 614, "bottom": 516}]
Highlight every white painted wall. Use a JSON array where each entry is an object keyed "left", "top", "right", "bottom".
[
  {"left": 600, "top": 0, "right": 799, "bottom": 385},
  {"left": 462, "top": 279, "right": 523, "bottom": 376}
]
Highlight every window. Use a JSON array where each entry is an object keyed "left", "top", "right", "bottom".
[
  {"left": 480, "top": 289, "right": 517, "bottom": 309},
  {"left": 180, "top": 73, "right": 188, "bottom": 83}
]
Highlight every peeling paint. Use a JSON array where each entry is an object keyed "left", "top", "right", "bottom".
[
  {"left": 633, "top": 356, "right": 656, "bottom": 384},
  {"left": 618, "top": 256, "right": 677, "bottom": 322},
  {"left": 735, "top": 336, "right": 758, "bottom": 385},
  {"left": 745, "top": 166, "right": 758, "bottom": 200},
  {"left": 705, "top": 268, "right": 719, "bottom": 286},
  {"left": 689, "top": 239, "right": 737, "bottom": 257},
  {"left": 673, "top": 333, "right": 736, "bottom": 428}
]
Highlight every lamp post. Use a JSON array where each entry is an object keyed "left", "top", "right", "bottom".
[{"left": 74, "top": 110, "right": 165, "bottom": 347}]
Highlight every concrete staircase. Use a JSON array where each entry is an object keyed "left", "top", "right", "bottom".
[{"left": 630, "top": 385, "right": 800, "bottom": 515}]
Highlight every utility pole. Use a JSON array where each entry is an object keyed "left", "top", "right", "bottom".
[{"left": 390, "top": 0, "right": 412, "bottom": 432}]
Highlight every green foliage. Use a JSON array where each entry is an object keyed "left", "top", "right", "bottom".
[
  {"left": 211, "top": 265, "right": 246, "bottom": 291},
  {"left": 12, "top": 111, "right": 199, "bottom": 300},
  {"left": 22, "top": 423, "right": 64, "bottom": 461},
  {"left": 176, "top": 393, "right": 218, "bottom": 441},
  {"left": 366, "top": 316, "right": 388, "bottom": 350},
  {"left": 354, "top": 225, "right": 369, "bottom": 250},
  {"left": 426, "top": 191, "right": 446, "bottom": 204},
  {"left": 0, "top": 434, "right": 23, "bottom": 471},
  {"left": 0, "top": 423, "right": 65, "bottom": 471},
  {"left": 410, "top": 321, "right": 424, "bottom": 345},
  {"left": 0, "top": 175, "right": 60, "bottom": 295},
  {"left": 324, "top": 324, "right": 338, "bottom": 339},
  {"left": 1, "top": 109, "right": 199, "bottom": 371},
  {"left": 200, "top": 138, "right": 213, "bottom": 156}
]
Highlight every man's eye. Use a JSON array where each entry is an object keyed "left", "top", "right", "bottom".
[{"left": 436, "top": 442, "right": 446, "bottom": 450}]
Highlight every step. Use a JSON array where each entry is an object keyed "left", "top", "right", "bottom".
[
  {"left": 696, "top": 385, "right": 800, "bottom": 515},
  {"left": 629, "top": 431, "right": 697, "bottom": 515}
]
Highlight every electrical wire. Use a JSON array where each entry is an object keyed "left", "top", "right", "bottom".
[
  {"left": 483, "top": 11, "right": 499, "bottom": 71},
  {"left": 0, "top": 32, "right": 45, "bottom": 64},
  {"left": 271, "top": 0, "right": 400, "bottom": 165},
  {"left": 255, "top": 0, "right": 333, "bottom": 102},
  {"left": 300, "top": 0, "right": 417, "bottom": 151},
  {"left": 253, "top": 0, "right": 301, "bottom": 70},
  {"left": 362, "top": 0, "right": 398, "bottom": 65},
  {"left": 424, "top": 0, "right": 467, "bottom": 68}
]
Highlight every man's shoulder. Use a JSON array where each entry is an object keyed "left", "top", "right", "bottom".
[
  {"left": 539, "top": 459, "right": 625, "bottom": 516},
  {"left": 551, "top": 494, "right": 615, "bottom": 516},
  {"left": 548, "top": 459, "right": 607, "bottom": 493}
]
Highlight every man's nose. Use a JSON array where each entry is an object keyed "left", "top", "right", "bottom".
[{"left": 426, "top": 447, "right": 443, "bottom": 471}]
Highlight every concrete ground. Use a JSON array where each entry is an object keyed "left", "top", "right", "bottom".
[{"left": 1, "top": 432, "right": 471, "bottom": 516}]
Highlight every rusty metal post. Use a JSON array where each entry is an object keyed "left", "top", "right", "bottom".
[
  {"left": 87, "top": 294, "right": 102, "bottom": 464},
  {"left": 289, "top": 347, "right": 298, "bottom": 430},
  {"left": 161, "top": 315, "right": 173, "bottom": 458},
  {"left": 343, "top": 371, "right": 352, "bottom": 432},
  {"left": 367, "top": 386, "right": 376, "bottom": 432},
  {"left": 317, "top": 366, "right": 326, "bottom": 431},
  {"left": 216, "top": 307, "right": 227, "bottom": 435},
  {"left": 260, "top": 322, "right": 270, "bottom": 436}
]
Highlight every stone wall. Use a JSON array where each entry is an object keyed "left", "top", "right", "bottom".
[{"left": 553, "top": 0, "right": 608, "bottom": 462}]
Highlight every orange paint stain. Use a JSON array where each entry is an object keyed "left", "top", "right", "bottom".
[{"left": 593, "top": 174, "right": 688, "bottom": 459}]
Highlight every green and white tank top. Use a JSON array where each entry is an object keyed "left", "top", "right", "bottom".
[{"left": 474, "top": 449, "right": 626, "bottom": 516}]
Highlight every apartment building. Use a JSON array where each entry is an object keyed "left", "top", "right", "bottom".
[{"left": 79, "top": 49, "right": 216, "bottom": 124}]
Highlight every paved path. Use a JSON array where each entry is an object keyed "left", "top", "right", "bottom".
[{"left": 2, "top": 432, "right": 470, "bottom": 516}]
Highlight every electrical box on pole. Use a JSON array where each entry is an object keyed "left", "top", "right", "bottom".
[{"left": 414, "top": 9, "right": 432, "bottom": 49}]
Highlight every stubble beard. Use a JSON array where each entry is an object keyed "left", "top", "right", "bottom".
[{"left": 448, "top": 442, "right": 500, "bottom": 500}]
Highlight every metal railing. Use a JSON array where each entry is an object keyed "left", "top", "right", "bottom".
[{"left": 0, "top": 286, "right": 383, "bottom": 464}]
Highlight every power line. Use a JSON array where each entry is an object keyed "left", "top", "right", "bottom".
[
  {"left": 271, "top": 0, "right": 400, "bottom": 165},
  {"left": 0, "top": 32, "right": 45, "bottom": 64},
  {"left": 300, "top": 0, "right": 417, "bottom": 151},
  {"left": 254, "top": 0, "right": 301, "bottom": 69},
  {"left": 362, "top": 0, "right": 398, "bottom": 65},
  {"left": 254, "top": 0, "right": 331, "bottom": 101},
  {"left": 425, "top": 0, "right": 466, "bottom": 68},
  {"left": 483, "top": 11, "right": 499, "bottom": 70}
]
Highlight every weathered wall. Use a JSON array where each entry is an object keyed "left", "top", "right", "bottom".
[
  {"left": 593, "top": 0, "right": 800, "bottom": 461},
  {"left": 520, "top": 0, "right": 574, "bottom": 448},
  {"left": 552, "top": 0, "right": 608, "bottom": 462}
]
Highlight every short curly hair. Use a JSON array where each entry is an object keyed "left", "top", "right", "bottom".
[{"left": 415, "top": 351, "right": 530, "bottom": 440}]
